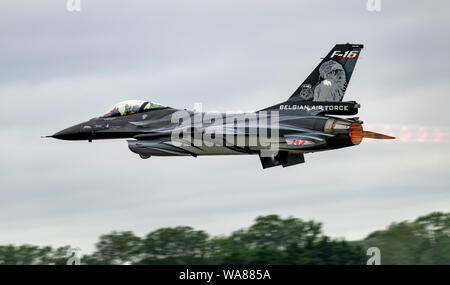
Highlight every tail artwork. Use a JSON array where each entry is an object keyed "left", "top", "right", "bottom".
[
  {"left": 262, "top": 43, "right": 364, "bottom": 116},
  {"left": 289, "top": 43, "right": 363, "bottom": 102}
]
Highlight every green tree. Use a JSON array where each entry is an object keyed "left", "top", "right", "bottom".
[
  {"left": 414, "top": 212, "right": 450, "bottom": 264},
  {"left": 138, "top": 226, "right": 210, "bottom": 265},
  {"left": 0, "top": 244, "right": 72, "bottom": 265},
  {"left": 240, "top": 215, "right": 322, "bottom": 250},
  {"left": 48, "top": 245, "right": 72, "bottom": 265},
  {"left": 84, "top": 231, "right": 142, "bottom": 265},
  {"left": 361, "top": 212, "right": 450, "bottom": 265},
  {"left": 211, "top": 215, "right": 363, "bottom": 265},
  {"left": 3, "top": 212, "right": 446, "bottom": 265}
]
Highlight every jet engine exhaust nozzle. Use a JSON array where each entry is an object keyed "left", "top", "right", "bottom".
[{"left": 349, "top": 122, "right": 395, "bottom": 145}]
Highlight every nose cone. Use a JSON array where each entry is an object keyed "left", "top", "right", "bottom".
[{"left": 52, "top": 124, "right": 83, "bottom": 140}]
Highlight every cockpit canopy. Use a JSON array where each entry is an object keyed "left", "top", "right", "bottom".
[{"left": 102, "top": 100, "right": 166, "bottom": 118}]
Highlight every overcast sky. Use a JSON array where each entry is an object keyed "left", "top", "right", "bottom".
[{"left": 0, "top": 0, "right": 449, "bottom": 253}]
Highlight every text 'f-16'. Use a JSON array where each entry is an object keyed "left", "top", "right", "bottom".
[{"left": 45, "top": 44, "right": 394, "bottom": 169}]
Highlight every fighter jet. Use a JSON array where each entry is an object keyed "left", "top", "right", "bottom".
[{"left": 46, "top": 44, "right": 394, "bottom": 168}]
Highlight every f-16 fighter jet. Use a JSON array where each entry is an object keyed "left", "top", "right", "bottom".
[{"left": 47, "top": 44, "right": 394, "bottom": 168}]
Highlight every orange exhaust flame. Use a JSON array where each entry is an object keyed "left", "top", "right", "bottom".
[
  {"left": 349, "top": 122, "right": 363, "bottom": 145},
  {"left": 350, "top": 122, "right": 396, "bottom": 145},
  {"left": 362, "top": 125, "right": 450, "bottom": 143},
  {"left": 362, "top": 131, "right": 395, "bottom": 140}
]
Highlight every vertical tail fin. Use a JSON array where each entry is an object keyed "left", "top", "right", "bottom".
[{"left": 288, "top": 43, "right": 363, "bottom": 102}]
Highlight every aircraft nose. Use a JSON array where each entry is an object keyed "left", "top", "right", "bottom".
[{"left": 52, "top": 124, "right": 82, "bottom": 140}]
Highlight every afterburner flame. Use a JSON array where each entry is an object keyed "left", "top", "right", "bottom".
[
  {"left": 363, "top": 125, "right": 450, "bottom": 143},
  {"left": 349, "top": 122, "right": 363, "bottom": 145}
]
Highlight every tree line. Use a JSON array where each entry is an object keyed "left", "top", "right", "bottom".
[{"left": 0, "top": 212, "right": 448, "bottom": 265}]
